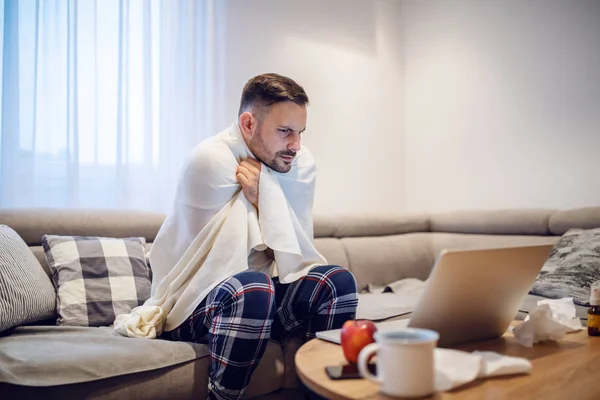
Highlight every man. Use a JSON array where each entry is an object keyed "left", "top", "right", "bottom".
[{"left": 149, "top": 73, "right": 358, "bottom": 400}]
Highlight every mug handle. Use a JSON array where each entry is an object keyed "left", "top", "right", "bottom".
[{"left": 357, "top": 343, "right": 381, "bottom": 383}]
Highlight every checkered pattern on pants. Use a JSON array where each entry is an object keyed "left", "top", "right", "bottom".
[{"left": 165, "top": 265, "right": 358, "bottom": 400}]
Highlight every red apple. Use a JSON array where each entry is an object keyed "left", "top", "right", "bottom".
[{"left": 340, "top": 319, "right": 377, "bottom": 364}]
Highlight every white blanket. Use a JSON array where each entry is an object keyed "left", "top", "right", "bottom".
[{"left": 114, "top": 122, "right": 327, "bottom": 338}]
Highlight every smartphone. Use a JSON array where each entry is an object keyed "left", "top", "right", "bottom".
[{"left": 325, "top": 363, "right": 376, "bottom": 380}]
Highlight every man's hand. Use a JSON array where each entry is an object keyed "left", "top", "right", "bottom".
[{"left": 236, "top": 158, "right": 261, "bottom": 210}]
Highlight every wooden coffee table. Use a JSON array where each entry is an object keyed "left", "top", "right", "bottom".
[{"left": 295, "top": 324, "right": 600, "bottom": 399}]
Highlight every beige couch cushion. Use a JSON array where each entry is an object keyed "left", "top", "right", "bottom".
[
  {"left": 0, "top": 326, "right": 284, "bottom": 399},
  {"left": 29, "top": 246, "right": 50, "bottom": 277},
  {"left": 0, "top": 343, "right": 284, "bottom": 400},
  {"left": 341, "top": 233, "right": 435, "bottom": 289},
  {"left": 313, "top": 214, "right": 338, "bottom": 238},
  {"left": 313, "top": 238, "right": 349, "bottom": 269},
  {"left": 343, "top": 232, "right": 560, "bottom": 290},
  {"left": 0, "top": 325, "right": 208, "bottom": 386},
  {"left": 549, "top": 207, "right": 600, "bottom": 235},
  {"left": 0, "top": 361, "right": 207, "bottom": 400},
  {"left": 325, "top": 214, "right": 429, "bottom": 238},
  {"left": 428, "top": 233, "right": 560, "bottom": 259},
  {"left": 0, "top": 209, "right": 165, "bottom": 246},
  {"left": 430, "top": 209, "right": 555, "bottom": 235}
]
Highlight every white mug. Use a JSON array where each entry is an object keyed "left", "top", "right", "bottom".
[{"left": 357, "top": 328, "right": 439, "bottom": 398}]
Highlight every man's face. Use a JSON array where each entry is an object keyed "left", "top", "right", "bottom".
[{"left": 247, "top": 101, "right": 307, "bottom": 173}]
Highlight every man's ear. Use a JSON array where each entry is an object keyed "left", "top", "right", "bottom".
[{"left": 239, "top": 111, "right": 255, "bottom": 140}]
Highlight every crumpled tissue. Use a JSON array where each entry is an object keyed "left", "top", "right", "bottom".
[{"left": 512, "top": 297, "right": 582, "bottom": 347}]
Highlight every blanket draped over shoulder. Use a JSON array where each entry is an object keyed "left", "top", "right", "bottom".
[{"left": 113, "top": 123, "right": 327, "bottom": 338}]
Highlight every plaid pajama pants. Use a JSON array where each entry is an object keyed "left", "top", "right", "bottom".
[{"left": 165, "top": 265, "right": 358, "bottom": 400}]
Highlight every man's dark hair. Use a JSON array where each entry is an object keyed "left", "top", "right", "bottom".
[{"left": 238, "top": 73, "right": 309, "bottom": 117}]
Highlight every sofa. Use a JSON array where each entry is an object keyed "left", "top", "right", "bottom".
[{"left": 1, "top": 206, "right": 599, "bottom": 399}]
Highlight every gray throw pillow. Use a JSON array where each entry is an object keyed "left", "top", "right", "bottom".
[
  {"left": 42, "top": 235, "right": 151, "bottom": 327},
  {"left": 530, "top": 227, "right": 600, "bottom": 306},
  {"left": 0, "top": 225, "right": 57, "bottom": 333}
]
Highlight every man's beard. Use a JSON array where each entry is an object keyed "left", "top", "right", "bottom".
[{"left": 249, "top": 127, "right": 296, "bottom": 173}]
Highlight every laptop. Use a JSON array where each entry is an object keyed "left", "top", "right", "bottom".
[{"left": 316, "top": 244, "right": 553, "bottom": 347}]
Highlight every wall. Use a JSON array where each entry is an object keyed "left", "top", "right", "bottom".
[
  {"left": 220, "top": 0, "right": 600, "bottom": 215},
  {"left": 402, "top": 0, "right": 600, "bottom": 212},
  {"left": 221, "top": 0, "right": 405, "bottom": 215}
]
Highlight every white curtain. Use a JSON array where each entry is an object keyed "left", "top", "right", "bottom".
[{"left": 0, "top": 0, "right": 225, "bottom": 212}]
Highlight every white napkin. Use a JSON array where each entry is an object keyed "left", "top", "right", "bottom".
[
  {"left": 512, "top": 297, "right": 582, "bottom": 347},
  {"left": 434, "top": 349, "right": 531, "bottom": 391},
  {"left": 113, "top": 305, "right": 165, "bottom": 339}
]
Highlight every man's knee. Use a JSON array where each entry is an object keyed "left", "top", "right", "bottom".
[
  {"left": 226, "top": 271, "right": 276, "bottom": 319},
  {"left": 310, "top": 265, "right": 357, "bottom": 296}
]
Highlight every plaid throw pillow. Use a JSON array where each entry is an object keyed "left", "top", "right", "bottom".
[{"left": 42, "top": 235, "right": 151, "bottom": 327}]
